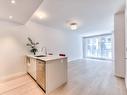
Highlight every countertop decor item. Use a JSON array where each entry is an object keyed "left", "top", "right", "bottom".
[{"left": 26, "top": 37, "right": 39, "bottom": 55}]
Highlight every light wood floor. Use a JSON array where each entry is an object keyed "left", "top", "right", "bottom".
[{"left": 0, "top": 59, "right": 127, "bottom": 95}]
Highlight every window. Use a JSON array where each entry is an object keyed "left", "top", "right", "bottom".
[{"left": 83, "top": 34, "right": 112, "bottom": 60}]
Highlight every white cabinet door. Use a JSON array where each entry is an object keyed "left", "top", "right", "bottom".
[
  {"left": 27, "top": 58, "right": 36, "bottom": 80},
  {"left": 125, "top": 59, "right": 127, "bottom": 88},
  {"left": 114, "top": 12, "right": 125, "bottom": 78},
  {"left": 125, "top": 0, "right": 127, "bottom": 88}
]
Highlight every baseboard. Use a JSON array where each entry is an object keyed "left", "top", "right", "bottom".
[
  {"left": 68, "top": 59, "right": 83, "bottom": 63},
  {"left": 0, "top": 72, "right": 27, "bottom": 82},
  {"left": 115, "top": 74, "right": 125, "bottom": 79},
  {"left": 68, "top": 58, "right": 82, "bottom": 62}
]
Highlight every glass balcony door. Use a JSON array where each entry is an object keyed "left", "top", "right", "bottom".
[{"left": 84, "top": 34, "right": 112, "bottom": 60}]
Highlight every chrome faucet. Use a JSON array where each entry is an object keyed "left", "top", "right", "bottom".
[{"left": 41, "top": 47, "right": 47, "bottom": 56}]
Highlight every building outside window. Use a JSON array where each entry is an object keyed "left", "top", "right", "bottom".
[{"left": 83, "top": 34, "right": 112, "bottom": 60}]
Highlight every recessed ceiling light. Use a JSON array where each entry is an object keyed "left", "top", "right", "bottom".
[
  {"left": 36, "top": 12, "right": 47, "bottom": 19},
  {"left": 11, "top": 0, "right": 16, "bottom": 4},
  {"left": 9, "top": 16, "right": 13, "bottom": 19}
]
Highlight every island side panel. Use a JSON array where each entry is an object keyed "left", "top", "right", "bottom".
[{"left": 46, "top": 58, "right": 68, "bottom": 93}]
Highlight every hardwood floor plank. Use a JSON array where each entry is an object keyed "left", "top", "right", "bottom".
[{"left": 0, "top": 59, "right": 127, "bottom": 95}]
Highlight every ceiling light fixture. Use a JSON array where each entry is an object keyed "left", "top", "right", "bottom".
[
  {"left": 70, "top": 23, "right": 78, "bottom": 30},
  {"left": 66, "top": 19, "right": 80, "bottom": 31},
  {"left": 9, "top": 16, "right": 13, "bottom": 19},
  {"left": 11, "top": 0, "right": 16, "bottom": 4},
  {"left": 36, "top": 12, "right": 47, "bottom": 19}
]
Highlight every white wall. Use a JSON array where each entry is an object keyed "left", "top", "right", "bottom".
[
  {"left": 0, "top": 21, "right": 27, "bottom": 80},
  {"left": 26, "top": 21, "right": 82, "bottom": 61},
  {"left": 0, "top": 21, "right": 82, "bottom": 79}
]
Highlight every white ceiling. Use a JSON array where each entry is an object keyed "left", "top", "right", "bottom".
[
  {"left": 0, "top": 0, "right": 125, "bottom": 33},
  {"left": 31, "top": 0, "right": 125, "bottom": 34},
  {"left": 0, "top": 0, "right": 43, "bottom": 24}
]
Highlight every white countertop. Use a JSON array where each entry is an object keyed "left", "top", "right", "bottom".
[{"left": 27, "top": 55, "right": 67, "bottom": 61}]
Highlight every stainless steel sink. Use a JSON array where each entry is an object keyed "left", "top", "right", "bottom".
[{"left": 35, "top": 55, "right": 46, "bottom": 57}]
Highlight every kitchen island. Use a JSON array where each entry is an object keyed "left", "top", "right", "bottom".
[{"left": 26, "top": 55, "right": 68, "bottom": 94}]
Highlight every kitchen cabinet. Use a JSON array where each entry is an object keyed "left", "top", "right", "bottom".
[
  {"left": 114, "top": 11, "right": 125, "bottom": 78},
  {"left": 26, "top": 57, "right": 36, "bottom": 80},
  {"left": 125, "top": 1, "right": 127, "bottom": 88},
  {"left": 26, "top": 55, "right": 68, "bottom": 94},
  {"left": 45, "top": 58, "right": 67, "bottom": 93},
  {"left": 126, "top": 59, "right": 127, "bottom": 88}
]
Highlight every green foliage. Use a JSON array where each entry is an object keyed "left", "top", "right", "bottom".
[{"left": 26, "top": 37, "right": 39, "bottom": 55}]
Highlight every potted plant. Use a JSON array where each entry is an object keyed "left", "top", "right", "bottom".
[{"left": 26, "top": 37, "right": 39, "bottom": 55}]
